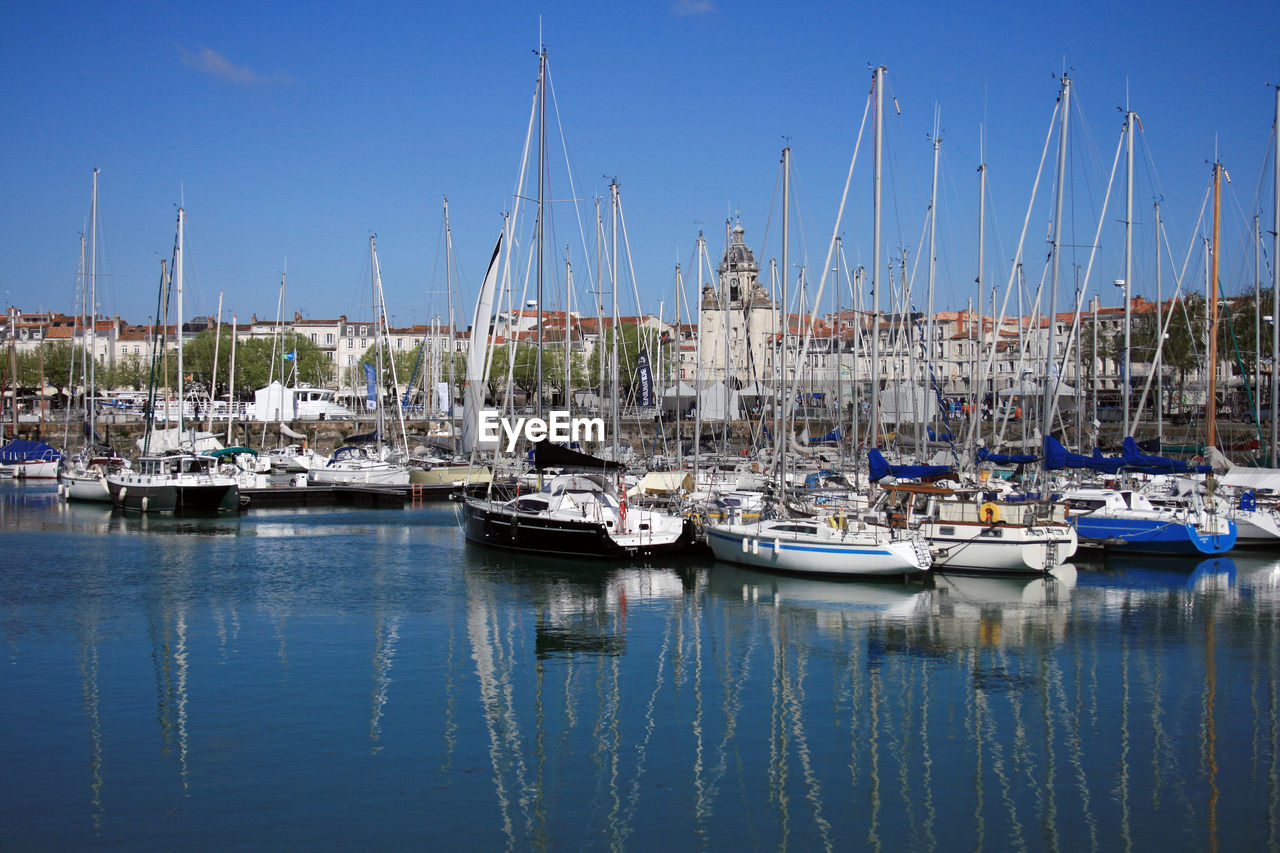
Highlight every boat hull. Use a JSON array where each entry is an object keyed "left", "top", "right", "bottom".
[
  {"left": 309, "top": 464, "right": 410, "bottom": 486},
  {"left": 14, "top": 460, "right": 60, "bottom": 479},
  {"left": 462, "top": 498, "right": 695, "bottom": 558},
  {"left": 706, "top": 524, "right": 927, "bottom": 578},
  {"left": 924, "top": 522, "right": 1078, "bottom": 574},
  {"left": 1072, "top": 516, "right": 1237, "bottom": 555},
  {"left": 59, "top": 472, "right": 112, "bottom": 503},
  {"left": 107, "top": 478, "right": 240, "bottom": 514}
]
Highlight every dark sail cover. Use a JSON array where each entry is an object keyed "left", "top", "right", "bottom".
[
  {"left": 1041, "top": 435, "right": 1132, "bottom": 474},
  {"left": 975, "top": 447, "right": 1037, "bottom": 465},
  {"left": 1121, "top": 436, "right": 1212, "bottom": 474},
  {"left": 867, "top": 449, "right": 952, "bottom": 482},
  {"left": 533, "top": 440, "right": 624, "bottom": 472}
]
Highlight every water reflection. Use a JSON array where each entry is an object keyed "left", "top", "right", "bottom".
[{"left": 4, "top": 474, "right": 1280, "bottom": 849}]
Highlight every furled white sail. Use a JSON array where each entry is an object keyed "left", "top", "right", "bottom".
[{"left": 460, "top": 232, "right": 504, "bottom": 454}]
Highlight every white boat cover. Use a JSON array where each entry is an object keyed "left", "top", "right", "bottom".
[
  {"left": 628, "top": 470, "right": 694, "bottom": 497},
  {"left": 1218, "top": 466, "right": 1280, "bottom": 491},
  {"left": 137, "top": 428, "right": 224, "bottom": 454}
]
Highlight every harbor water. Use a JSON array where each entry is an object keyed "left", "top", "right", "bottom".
[{"left": 2, "top": 480, "right": 1279, "bottom": 850}]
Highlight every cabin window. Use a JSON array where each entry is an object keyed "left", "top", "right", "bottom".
[
  {"left": 979, "top": 528, "right": 1004, "bottom": 538},
  {"left": 514, "top": 498, "right": 549, "bottom": 512},
  {"left": 939, "top": 526, "right": 955, "bottom": 536}
]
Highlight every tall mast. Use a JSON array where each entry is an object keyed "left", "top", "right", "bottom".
[
  {"left": 370, "top": 235, "right": 385, "bottom": 453},
  {"left": 1155, "top": 203, "right": 1164, "bottom": 445},
  {"left": 595, "top": 199, "right": 605, "bottom": 414},
  {"left": 1272, "top": 84, "right": 1280, "bottom": 467},
  {"left": 610, "top": 179, "right": 620, "bottom": 457},
  {"left": 1043, "top": 76, "right": 1070, "bottom": 441},
  {"left": 674, "top": 261, "right": 683, "bottom": 472},
  {"left": 975, "top": 161, "right": 986, "bottom": 439},
  {"left": 444, "top": 197, "right": 456, "bottom": 423},
  {"left": 871, "top": 65, "right": 885, "bottom": 447},
  {"left": 1123, "top": 110, "right": 1136, "bottom": 437},
  {"left": 564, "top": 252, "right": 573, "bottom": 409},
  {"left": 175, "top": 207, "right": 185, "bottom": 437},
  {"left": 1255, "top": 214, "right": 1262, "bottom": 433},
  {"left": 226, "top": 314, "right": 237, "bottom": 444},
  {"left": 926, "top": 110, "right": 941, "bottom": 447},
  {"left": 8, "top": 308, "right": 16, "bottom": 437},
  {"left": 778, "top": 146, "right": 791, "bottom": 495},
  {"left": 833, "top": 236, "right": 844, "bottom": 461},
  {"left": 1207, "top": 162, "right": 1223, "bottom": 449},
  {"left": 88, "top": 168, "right": 98, "bottom": 439},
  {"left": 722, "top": 217, "right": 731, "bottom": 452},
  {"left": 207, "top": 291, "right": 223, "bottom": 434},
  {"left": 535, "top": 47, "right": 547, "bottom": 422},
  {"left": 1091, "top": 293, "right": 1100, "bottom": 441},
  {"left": 693, "top": 230, "right": 705, "bottom": 478}
]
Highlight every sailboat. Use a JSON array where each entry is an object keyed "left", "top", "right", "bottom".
[
  {"left": 461, "top": 440, "right": 694, "bottom": 557},
  {"left": 60, "top": 170, "right": 126, "bottom": 502},
  {"left": 705, "top": 133, "right": 931, "bottom": 579},
  {"left": 106, "top": 207, "right": 240, "bottom": 513},
  {"left": 458, "top": 49, "right": 694, "bottom": 558},
  {"left": 308, "top": 236, "right": 410, "bottom": 486}
]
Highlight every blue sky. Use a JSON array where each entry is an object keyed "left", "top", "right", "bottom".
[{"left": 2, "top": 1, "right": 1278, "bottom": 331}]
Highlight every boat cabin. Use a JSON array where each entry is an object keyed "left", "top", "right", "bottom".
[{"left": 136, "top": 454, "right": 218, "bottom": 477}]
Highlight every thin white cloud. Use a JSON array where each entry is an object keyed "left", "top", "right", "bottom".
[
  {"left": 672, "top": 0, "right": 715, "bottom": 17},
  {"left": 179, "top": 46, "right": 295, "bottom": 85}
]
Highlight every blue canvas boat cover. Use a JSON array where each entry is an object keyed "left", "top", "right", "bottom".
[
  {"left": 1121, "top": 437, "right": 1212, "bottom": 474},
  {"left": 868, "top": 449, "right": 952, "bottom": 482},
  {"left": 1042, "top": 435, "right": 1128, "bottom": 473},
  {"left": 975, "top": 447, "right": 1037, "bottom": 465},
  {"left": 0, "top": 439, "right": 61, "bottom": 463},
  {"left": 1042, "top": 435, "right": 1211, "bottom": 475}
]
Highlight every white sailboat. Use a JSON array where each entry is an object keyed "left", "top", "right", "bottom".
[
  {"left": 106, "top": 207, "right": 239, "bottom": 513},
  {"left": 61, "top": 170, "right": 125, "bottom": 502},
  {"left": 309, "top": 236, "right": 409, "bottom": 487}
]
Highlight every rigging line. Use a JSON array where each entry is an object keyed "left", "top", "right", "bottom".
[
  {"left": 786, "top": 90, "right": 872, "bottom": 442},
  {"left": 544, "top": 61, "right": 599, "bottom": 299},
  {"left": 882, "top": 76, "right": 923, "bottom": 254},
  {"left": 1050, "top": 123, "right": 1126, "bottom": 416},
  {"left": 758, "top": 156, "right": 783, "bottom": 264},
  {"left": 969, "top": 96, "right": 1059, "bottom": 452},
  {"left": 614, "top": 191, "right": 661, "bottom": 428},
  {"left": 787, "top": 159, "right": 811, "bottom": 274}
]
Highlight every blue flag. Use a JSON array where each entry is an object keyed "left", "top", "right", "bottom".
[
  {"left": 635, "top": 350, "right": 654, "bottom": 407},
  {"left": 363, "top": 362, "right": 377, "bottom": 410},
  {"left": 283, "top": 351, "right": 296, "bottom": 361}
]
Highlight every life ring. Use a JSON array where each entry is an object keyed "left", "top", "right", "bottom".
[{"left": 979, "top": 502, "right": 1001, "bottom": 524}]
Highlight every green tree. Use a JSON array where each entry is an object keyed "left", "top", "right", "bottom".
[
  {"left": 12, "top": 343, "right": 75, "bottom": 395},
  {"left": 1157, "top": 295, "right": 1207, "bottom": 411},
  {"left": 37, "top": 343, "right": 76, "bottom": 397},
  {"left": 344, "top": 342, "right": 418, "bottom": 401},
  {"left": 192, "top": 330, "right": 334, "bottom": 400},
  {"left": 103, "top": 354, "right": 150, "bottom": 392}
]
